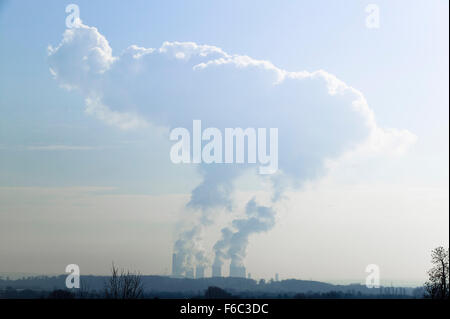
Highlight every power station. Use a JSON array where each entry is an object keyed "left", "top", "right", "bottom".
[
  {"left": 195, "top": 265, "right": 205, "bottom": 279},
  {"left": 172, "top": 253, "right": 247, "bottom": 279},
  {"left": 229, "top": 264, "right": 246, "bottom": 278},
  {"left": 171, "top": 253, "right": 183, "bottom": 277},
  {"left": 212, "top": 264, "right": 222, "bottom": 277}
]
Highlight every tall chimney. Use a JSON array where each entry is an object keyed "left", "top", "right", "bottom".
[
  {"left": 172, "top": 253, "right": 178, "bottom": 276},
  {"left": 212, "top": 265, "right": 222, "bottom": 277},
  {"left": 229, "top": 264, "right": 246, "bottom": 278},
  {"left": 172, "top": 253, "right": 182, "bottom": 276},
  {"left": 195, "top": 266, "right": 205, "bottom": 279}
]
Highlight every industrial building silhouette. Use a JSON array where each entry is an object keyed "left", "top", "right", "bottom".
[{"left": 172, "top": 253, "right": 246, "bottom": 278}]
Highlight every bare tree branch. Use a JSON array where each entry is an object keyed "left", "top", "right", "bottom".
[
  {"left": 104, "top": 262, "right": 144, "bottom": 299},
  {"left": 425, "top": 246, "right": 449, "bottom": 299}
]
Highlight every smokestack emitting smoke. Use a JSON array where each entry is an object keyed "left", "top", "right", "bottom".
[
  {"left": 195, "top": 265, "right": 205, "bottom": 279},
  {"left": 185, "top": 268, "right": 194, "bottom": 279},
  {"left": 213, "top": 199, "right": 276, "bottom": 273},
  {"left": 49, "top": 23, "right": 416, "bottom": 276},
  {"left": 229, "top": 264, "right": 246, "bottom": 278},
  {"left": 171, "top": 253, "right": 182, "bottom": 277},
  {"left": 172, "top": 226, "right": 208, "bottom": 277},
  {"left": 212, "top": 265, "right": 222, "bottom": 277}
]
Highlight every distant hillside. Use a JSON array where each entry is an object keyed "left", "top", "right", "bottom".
[{"left": 0, "top": 275, "right": 415, "bottom": 296}]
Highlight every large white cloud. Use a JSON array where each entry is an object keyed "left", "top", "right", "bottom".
[
  {"left": 48, "top": 23, "right": 417, "bottom": 271},
  {"left": 48, "top": 23, "right": 415, "bottom": 159}
]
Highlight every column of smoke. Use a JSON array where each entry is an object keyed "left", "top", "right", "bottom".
[
  {"left": 173, "top": 228, "right": 210, "bottom": 275},
  {"left": 173, "top": 227, "right": 203, "bottom": 275},
  {"left": 212, "top": 228, "right": 233, "bottom": 271},
  {"left": 213, "top": 199, "right": 276, "bottom": 271},
  {"left": 172, "top": 166, "right": 241, "bottom": 276},
  {"left": 48, "top": 23, "right": 415, "bottom": 277}
]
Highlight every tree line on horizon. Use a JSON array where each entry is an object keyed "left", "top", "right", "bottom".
[{"left": 1, "top": 247, "right": 448, "bottom": 299}]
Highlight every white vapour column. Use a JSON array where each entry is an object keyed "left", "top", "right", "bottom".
[
  {"left": 229, "top": 264, "right": 246, "bottom": 278},
  {"left": 195, "top": 266, "right": 205, "bottom": 279},
  {"left": 212, "top": 265, "right": 222, "bottom": 277}
]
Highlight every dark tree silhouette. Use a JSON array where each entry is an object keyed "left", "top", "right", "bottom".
[
  {"left": 104, "top": 262, "right": 144, "bottom": 299},
  {"left": 76, "top": 280, "right": 91, "bottom": 299},
  {"left": 48, "top": 289, "right": 75, "bottom": 299},
  {"left": 204, "top": 286, "right": 233, "bottom": 298},
  {"left": 424, "top": 246, "right": 449, "bottom": 299}
]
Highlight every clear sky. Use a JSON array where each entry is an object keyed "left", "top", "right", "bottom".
[{"left": 0, "top": 0, "right": 448, "bottom": 286}]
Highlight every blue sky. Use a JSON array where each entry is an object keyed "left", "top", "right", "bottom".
[
  {"left": 1, "top": 0, "right": 448, "bottom": 191},
  {"left": 0, "top": 1, "right": 448, "bottom": 283}
]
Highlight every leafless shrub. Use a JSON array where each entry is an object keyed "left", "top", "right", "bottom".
[{"left": 104, "top": 262, "right": 144, "bottom": 299}]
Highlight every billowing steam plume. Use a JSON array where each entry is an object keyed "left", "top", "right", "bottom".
[
  {"left": 48, "top": 23, "right": 416, "bottom": 274},
  {"left": 213, "top": 199, "right": 276, "bottom": 270}
]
